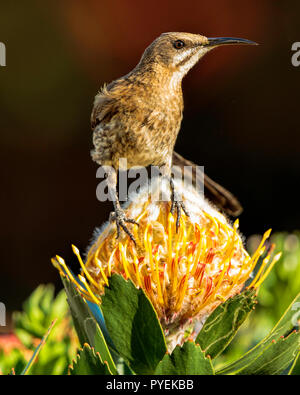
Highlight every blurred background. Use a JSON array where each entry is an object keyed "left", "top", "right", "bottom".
[{"left": 0, "top": 0, "right": 300, "bottom": 320}]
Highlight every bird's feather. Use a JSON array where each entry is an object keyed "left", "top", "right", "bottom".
[{"left": 172, "top": 151, "right": 243, "bottom": 216}]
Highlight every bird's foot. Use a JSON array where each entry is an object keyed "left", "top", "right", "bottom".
[
  {"left": 170, "top": 180, "right": 190, "bottom": 231},
  {"left": 170, "top": 198, "right": 190, "bottom": 231},
  {"left": 109, "top": 208, "right": 139, "bottom": 244}
]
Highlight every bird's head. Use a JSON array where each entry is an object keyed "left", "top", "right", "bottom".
[{"left": 139, "top": 32, "right": 257, "bottom": 79}]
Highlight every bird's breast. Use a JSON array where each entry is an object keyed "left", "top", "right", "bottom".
[{"left": 92, "top": 78, "right": 183, "bottom": 169}]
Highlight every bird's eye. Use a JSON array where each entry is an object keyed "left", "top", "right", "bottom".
[{"left": 173, "top": 40, "right": 185, "bottom": 49}]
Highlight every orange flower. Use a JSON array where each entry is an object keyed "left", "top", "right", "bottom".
[{"left": 53, "top": 181, "right": 280, "bottom": 349}]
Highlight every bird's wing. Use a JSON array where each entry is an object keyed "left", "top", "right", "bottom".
[
  {"left": 91, "top": 92, "right": 116, "bottom": 130},
  {"left": 172, "top": 151, "right": 243, "bottom": 216}
]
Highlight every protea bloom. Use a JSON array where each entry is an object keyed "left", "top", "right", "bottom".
[{"left": 53, "top": 180, "right": 280, "bottom": 350}]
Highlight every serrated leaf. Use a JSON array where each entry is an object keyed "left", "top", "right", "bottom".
[
  {"left": 196, "top": 288, "right": 256, "bottom": 359},
  {"left": 218, "top": 292, "right": 300, "bottom": 375},
  {"left": 61, "top": 275, "right": 117, "bottom": 375},
  {"left": 69, "top": 344, "right": 112, "bottom": 375},
  {"left": 155, "top": 341, "right": 214, "bottom": 375},
  {"left": 237, "top": 331, "right": 300, "bottom": 375},
  {"left": 101, "top": 274, "right": 167, "bottom": 374}
]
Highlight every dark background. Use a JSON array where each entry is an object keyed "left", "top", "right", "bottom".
[{"left": 0, "top": 0, "right": 299, "bottom": 310}]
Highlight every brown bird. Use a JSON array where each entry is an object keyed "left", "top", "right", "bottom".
[{"left": 91, "top": 32, "right": 257, "bottom": 242}]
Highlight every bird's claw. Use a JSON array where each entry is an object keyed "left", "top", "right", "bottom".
[
  {"left": 109, "top": 209, "right": 139, "bottom": 244},
  {"left": 170, "top": 199, "right": 190, "bottom": 231},
  {"left": 169, "top": 178, "right": 190, "bottom": 231}
]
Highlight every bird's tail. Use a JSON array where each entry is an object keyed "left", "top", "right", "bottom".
[{"left": 172, "top": 151, "right": 243, "bottom": 216}]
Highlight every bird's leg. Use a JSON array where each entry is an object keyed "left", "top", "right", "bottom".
[
  {"left": 106, "top": 168, "right": 139, "bottom": 244},
  {"left": 160, "top": 164, "right": 190, "bottom": 231},
  {"left": 169, "top": 176, "right": 190, "bottom": 230}
]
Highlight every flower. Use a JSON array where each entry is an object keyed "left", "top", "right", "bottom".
[{"left": 53, "top": 179, "right": 281, "bottom": 349}]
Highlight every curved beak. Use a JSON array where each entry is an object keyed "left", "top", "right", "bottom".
[{"left": 206, "top": 37, "right": 258, "bottom": 47}]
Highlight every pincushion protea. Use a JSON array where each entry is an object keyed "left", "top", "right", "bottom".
[{"left": 53, "top": 180, "right": 280, "bottom": 350}]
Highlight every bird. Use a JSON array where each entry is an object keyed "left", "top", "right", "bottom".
[{"left": 91, "top": 32, "right": 257, "bottom": 242}]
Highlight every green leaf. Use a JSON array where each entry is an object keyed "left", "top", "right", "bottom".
[
  {"left": 69, "top": 344, "right": 112, "bottom": 375},
  {"left": 13, "top": 284, "right": 69, "bottom": 341},
  {"left": 236, "top": 331, "right": 300, "bottom": 375},
  {"left": 289, "top": 351, "right": 300, "bottom": 375},
  {"left": 217, "top": 292, "right": 300, "bottom": 375},
  {"left": 61, "top": 275, "right": 117, "bottom": 375},
  {"left": 101, "top": 274, "right": 167, "bottom": 374},
  {"left": 0, "top": 348, "right": 27, "bottom": 375},
  {"left": 7, "top": 283, "right": 77, "bottom": 375},
  {"left": 21, "top": 320, "right": 56, "bottom": 375},
  {"left": 196, "top": 288, "right": 257, "bottom": 359},
  {"left": 155, "top": 341, "right": 214, "bottom": 375}
]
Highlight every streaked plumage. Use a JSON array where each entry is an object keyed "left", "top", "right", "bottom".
[{"left": 91, "top": 32, "right": 256, "bottom": 240}]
